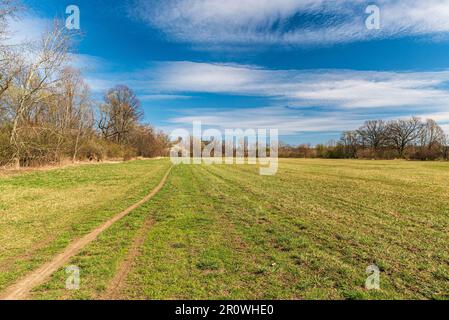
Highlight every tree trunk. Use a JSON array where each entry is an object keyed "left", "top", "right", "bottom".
[
  {"left": 10, "top": 115, "right": 21, "bottom": 168},
  {"left": 12, "top": 157, "right": 20, "bottom": 169},
  {"left": 73, "top": 131, "right": 81, "bottom": 163}
]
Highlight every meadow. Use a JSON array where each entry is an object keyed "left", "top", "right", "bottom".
[
  {"left": 0, "top": 159, "right": 171, "bottom": 293},
  {"left": 1, "top": 159, "right": 448, "bottom": 300}
]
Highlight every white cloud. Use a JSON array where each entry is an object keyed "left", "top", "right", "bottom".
[
  {"left": 131, "top": 0, "right": 449, "bottom": 47},
  {"left": 74, "top": 60, "right": 449, "bottom": 133},
  {"left": 147, "top": 61, "right": 449, "bottom": 109},
  {"left": 168, "top": 105, "right": 449, "bottom": 136},
  {"left": 5, "top": 14, "right": 107, "bottom": 93},
  {"left": 69, "top": 54, "right": 111, "bottom": 73},
  {"left": 5, "top": 15, "right": 47, "bottom": 45},
  {"left": 417, "top": 111, "right": 449, "bottom": 131},
  {"left": 83, "top": 60, "right": 445, "bottom": 135},
  {"left": 140, "top": 94, "right": 192, "bottom": 101},
  {"left": 83, "top": 76, "right": 115, "bottom": 93},
  {"left": 168, "top": 106, "right": 367, "bottom": 134}
]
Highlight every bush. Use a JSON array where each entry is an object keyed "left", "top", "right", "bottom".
[
  {"left": 76, "top": 138, "right": 138, "bottom": 162},
  {"left": 0, "top": 128, "right": 13, "bottom": 166}
]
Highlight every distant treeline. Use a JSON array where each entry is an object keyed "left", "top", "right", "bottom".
[
  {"left": 0, "top": 2, "right": 169, "bottom": 168},
  {"left": 280, "top": 118, "right": 449, "bottom": 160}
]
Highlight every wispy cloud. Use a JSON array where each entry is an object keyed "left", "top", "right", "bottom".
[
  {"left": 140, "top": 94, "right": 192, "bottom": 101},
  {"left": 131, "top": 0, "right": 449, "bottom": 47},
  {"left": 168, "top": 106, "right": 369, "bottom": 134},
  {"left": 167, "top": 104, "right": 449, "bottom": 137},
  {"left": 6, "top": 13, "right": 104, "bottom": 73},
  {"left": 69, "top": 54, "right": 112, "bottom": 73},
  {"left": 83, "top": 61, "right": 446, "bottom": 135},
  {"left": 5, "top": 15, "right": 48, "bottom": 45},
  {"left": 75, "top": 58, "right": 449, "bottom": 134},
  {"left": 147, "top": 61, "right": 449, "bottom": 110}
]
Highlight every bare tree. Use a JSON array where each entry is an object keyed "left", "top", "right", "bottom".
[
  {"left": 386, "top": 117, "right": 423, "bottom": 158},
  {"left": 0, "top": 0, "right": 23, "bottom": 99},
  {"left": 340, "top": 131, "right": 360, "bottom": 158},
  {"left": 443, "top": 135, "right": 449, "bottom": 161},
  {"left": 1, "top": 3, "right": 168, "bottom": 166},
  {"left": 54, "top": 68, "right": 93, "bottom": 162},
  {"left": 129, "top": 124, "right": 170, "bottom": 158},
  {"left": 416, "top": 119, "right": 446, "bottom": 160},
  {"left": 98, "top": 85, "right": 142, "bottom": 144},
  {"left": 6, "top": 21, "right": 71, "bottom": 167},
  {"left": 0, "top": 0, "right": 21, "bottom": 42},
  {"left": 357, "top": 120, "right": 388, "bottom": 152}
]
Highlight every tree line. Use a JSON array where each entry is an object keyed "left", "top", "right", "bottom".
[
  {"left": 0, "top": 1, "right": 169, "bottom": 168},
  {"left": 280, "top": 118, "right": 449, "bottom": 160},
  {"left": 2, "top": 2, "right": 448, "bottom": 167}
]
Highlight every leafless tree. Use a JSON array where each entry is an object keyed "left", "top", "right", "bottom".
[
  {"left": 6, "top": 21, "right": 71, "bottom": 167},
  {"left": 357, "top": 120, "right": 388, "bottom": 151},
  {"left": 129, "top": 124, "right": 170, "bottom": 157},
  {"left": 443, "top": 135, "right": 449, "bottom": 161},
  {"left": 0, "top": 0, "right": 21, "bottom": 41},
  {"left": 0, "top": 0, "right": 23, "bottom": 99},
  {"left": 98, "top": 85, "right": 142, "bottom": 144},
  {"left": 0, "top": 3, "right": 170, "bottom": 166},
  {"left": 340, "top": 131, "right": 360, "bottom": 158},
  {"left": 386, "top": 117, "right": 423, "bottom": 158},
  {"left": 416, "top": 119, "right": 447, "bottom": 160},
  {"left": 54, "top": 68, "right": 93, "bottom": 162}
]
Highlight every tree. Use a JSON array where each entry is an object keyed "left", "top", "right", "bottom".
[
  {"left": 98, "top": 85, "right": 142, "bottom": 144},
  {"left": 0, "top": 0, "right": 22, "bottom": 99},
  {"left": 340, "top": 131, "right": 360, "bottom": 158},
  {"left": 55, "top": 68, "right": 93, "bottom": 162},
  {"left": 416, "top": 119, "right": 446, "bottom": 160},
  {"left": 386, "top": 117, "right": 423, "bottom": 158},
  {"left": 0, "top": 0, "right": 21, "bottom": 43},
  {"left": 129, "top": 124, "right": 170, "bottom": 158},
  {"left": 443, "top": 135, "right": 449, "bottom": 161},
  {"left": 0, "top": 3, "right": 166, "bottom": 166},
  {"left": 6, "top": 21, "right": 71, "bottom": 167},
  {"left": 357, "top": 120, "right": 388, "bottom": 152}
]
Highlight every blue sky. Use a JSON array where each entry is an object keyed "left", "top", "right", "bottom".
[{"left": 13, "top": 0, "right": 449, "bottom": 144}]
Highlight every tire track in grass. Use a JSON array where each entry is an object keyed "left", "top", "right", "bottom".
[
  {"left": 115, "top": 165, "right": 253, "bottom": 299},
  {"left": 102, "top": 218, "right": 154, "bottom": 300},
  {"left": 0, "top": 166, "right": 172, "bottom": 300}
]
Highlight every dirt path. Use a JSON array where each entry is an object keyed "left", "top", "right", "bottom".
[
  {"left": 102, "top": 218, "right": 154, "bottom": 300},
  {"left": 0, "top": 166, "right": 172, "bottom": 300}
]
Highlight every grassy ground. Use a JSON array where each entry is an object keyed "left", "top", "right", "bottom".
[
  {"left": 25, "top": 159, "right": 449, "bottom": 300},
  {"left": 0, "top": 159, "right": 171, "bottom": 292}
]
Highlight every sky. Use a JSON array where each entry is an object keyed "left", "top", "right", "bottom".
[{"left": 10, "top": 0, "right": 449, "bottom": 145}]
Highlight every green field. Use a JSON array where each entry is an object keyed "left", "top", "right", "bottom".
[
  {"left": 1, "top": 159, "right": 448, "bottom": 300},
  {"left": 0, "top": 159, "right": 171, "bottom": 292}
]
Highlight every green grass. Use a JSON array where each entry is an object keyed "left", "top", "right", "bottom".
[
  {"left": 0, "top": 159, "right": 171, "bottom": 291},
  {"left": 25, "top": 159, "right": 449, "bottom": 300}
]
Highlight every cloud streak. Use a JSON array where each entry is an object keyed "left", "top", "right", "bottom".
[
  {"left": 147, "top": 61, "right": 449, "bottom": 110},
  {"left": 5, "top": 15, "right": 48, "bottom": 45},
  {"left": 81, "top": 61, "right": 449, "bottom": 135},
  {"left": 167, "top": 104, "right": 449, "bottom": 137},
  {"left": 83, "top": 60, "right": 449, "bottom": 133},
  {"left": 168, "top": 106, "right": 370, "bottom": 134},
  {"left": 131, "top": 0, "right": 449, "bottom": 47}
]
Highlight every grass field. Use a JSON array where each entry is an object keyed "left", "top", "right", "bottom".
[
  {"left": 1, "top": 159, "right": 448, "bottom": 300},
  {"left": 0, "top": 159, "right": 171, "bottom": 292}
]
